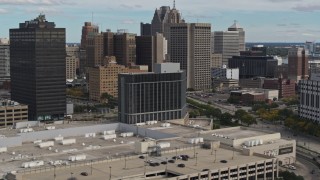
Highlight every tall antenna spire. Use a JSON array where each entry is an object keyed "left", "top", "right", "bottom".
[{"left": 173, "top": 0, "right": 176, "bottom": 9}]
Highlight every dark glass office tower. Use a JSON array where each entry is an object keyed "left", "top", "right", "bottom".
[
  {"left": 118, "top": 63, "right": 187, "bottom": 124},
  {"left": 10, "top": 14, "right": 66, "bottom": 121}
]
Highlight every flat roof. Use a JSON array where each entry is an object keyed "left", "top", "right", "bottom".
[
  {"left": 203, "top": 127, "right": 271, "bottom": 139},
  {"left": 20, "top": 147, "right": 272, "bottom": 180}
]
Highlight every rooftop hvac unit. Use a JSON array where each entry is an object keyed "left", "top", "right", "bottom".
[
  {"left": 60, "top": 139, "right": 76, "bottom": 145},
  {"left": 38, "top": 141, "right": 54, "bottom": 148}
]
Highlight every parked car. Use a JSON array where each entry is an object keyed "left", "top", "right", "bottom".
[
  {"left": 177, "top": 163, "right": 185, "bottom": 168},
  {"left": 80, "top": 172, "right": 88, "bottom": 176}
]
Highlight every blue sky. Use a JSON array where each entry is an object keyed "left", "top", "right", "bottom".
[{"left": 0, "top": 0, "right": 319, "bottom": 43}]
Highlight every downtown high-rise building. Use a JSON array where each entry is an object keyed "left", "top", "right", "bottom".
[
  {"left": 168, "top": 23, "right": 212, "bottom": 90},
  {"left": 288, "top": 47, "right": 309, "bottom": 82},
  {"left": 140, "top": 22, "right": 151, "bottom": 36},
  {"left": 113, "top": 30, "right": 137, "bottom": 66},
  {"left": 213, "top": 21, "right": 245, "bottom": 66},
  {"left": 79, "top": 22, "right": 99, "bottom": 74},
  {"left": 136, "top": 33, "right": 167, "bottom": 72},
  {"left": 151, "top": 5, "right": 184, "bottom": 36},
  {"left": 0, "top": 38, "right": 10, "bottom": 85},
  {"left": 10, "top": 14, "right": 66, "bottom": 121}
]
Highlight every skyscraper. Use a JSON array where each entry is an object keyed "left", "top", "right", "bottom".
[
  {"left": 213, "top": 21, "right": 245, "bottom": 66},
  {"left": 86, "top": 32, "right": 104, "bottom": 68},
  {"left": 228, "top": 21, "right": 245, "bottom": 52},
  {"left": 80, "top": 22, "right": 99, "bottom": 75},
  {"left": 168, "top": 23, "right": 212, "bottom": 90},
  {"left": 113, "top": 30, "right": 136, "bottom": 66},
  {"left": 151, "top": 5, "right": 183, "bottom": 36},
  {"left": 136, "top": 33, "right": 167, "bottom": 72},
  {"left": 80, "top": 22, "right": 99, "bottom": 49},
  {"left": 10, "top": 14, "right": 66, "bottom": 121},
  {"left": 140, "top": 22, "right": 151, "bottom": 36},
  {"left": 0, "top": 38, "right": 10, "bottom": 85},
  {"left": 288, "top": 47, "right": 309, "bottom": 81}
]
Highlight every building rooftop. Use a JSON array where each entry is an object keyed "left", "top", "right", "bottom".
[{"left": 20, "top": 146, "right": 272, "bottom": 180}]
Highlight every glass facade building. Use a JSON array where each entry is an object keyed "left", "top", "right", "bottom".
[
  {"left": 10, "top": 14, "right": 66, "bottom": 121},
  {"left": 118, "top": 70, "right": 186, "bottom": 124}
]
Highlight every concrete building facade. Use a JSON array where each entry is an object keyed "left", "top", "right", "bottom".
[
  {"left": 118, "top": 63, "right": 187, "bottom": 124},
  {"left": 213, "top": 21, "right": 245, "bottom": 66},
  {"left": 88, "top": 58, "right": 148, "bottom": 101},
  {"left": 168, "top": 23, "right": 212, "bottom": 90},
  {"left": 299, "top": 80, "right": 320, "bottom": 122},
  {"left": 0, "top": 100, "right": 28, "bottom": 128},
  {"left": 211, "top": 53, "right": 223, "bottom": 68},
  {"left": 0, "top": 38, "right": 10, "bottom": 85}
]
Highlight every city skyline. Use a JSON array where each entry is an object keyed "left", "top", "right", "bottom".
[{"left": 0, "top": 0, "right": 319, "bottom": 43}]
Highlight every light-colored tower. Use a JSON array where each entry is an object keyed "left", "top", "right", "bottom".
[
  {"left": 213, "top": 21, "right": 245, "bottom": 66},
  {"left": 0, "top": 38, "right": 10, "bottom": 84},
  {"left": 168, "top": 23, "right": 211, "bottom": 90}
]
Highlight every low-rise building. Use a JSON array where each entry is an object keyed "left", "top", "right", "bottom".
[
  {"left": 264, "top": 78, "right": 296, "bottom": 98},
  {"left": 239, "top": 77, "right": 265, "bottom": 89},
  {"left": 88, "top": 57, "right": 147, "bottom": 101},
  {"left": 0, "top": 100, "right": 28, "bottom": 128},
  {"left": 230, "top": 89, "right": 278, "bottom": 104}
]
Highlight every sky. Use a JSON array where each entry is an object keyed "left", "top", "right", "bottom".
[{"left": 0, "top": 0, "right": 319, "bottom": 43}]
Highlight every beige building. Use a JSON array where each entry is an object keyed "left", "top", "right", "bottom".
[
  {"left": 211, "top": 53, "right": 223, "bottom": 68},
  {"left": 0, "top": 100, "right": 28, "bottom": 128},
  {"left": 66, "top": 55, "right": 77, "bottom": 80},
  {"left": 88, "top": 57, "right": 147, "bottom": 101},
  {"left": 168, "top": 23, "right": 212, "bottom": 90},
  {"left": 213, "top": 21, "right": 245, "bottom": 66}
]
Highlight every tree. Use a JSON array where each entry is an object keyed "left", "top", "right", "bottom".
[
  {"left": 278, "top": 171, "right": 304, "bottom": 180},
  {"left": 234, "top": 109, "right": 247, "bottom": 123},
  {"left": 278, "top": 108, "right": 294, "bottom": 120},
  {"left": 241, "top": 114, "right": 256, "bottom": 126},
  {"left": 220, "top": 112, "right": 233, "bottom": 125}
]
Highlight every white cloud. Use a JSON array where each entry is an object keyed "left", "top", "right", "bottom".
[{"left": 0, "top": 8, "right": 8, "bottom": 14}]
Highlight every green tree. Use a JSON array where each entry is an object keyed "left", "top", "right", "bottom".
[
  {"left": 234, "top": 109, "right": 247, "bottom": 123},
  {"left": 241, "top": 114, "right": 256, "bottom": 126},
  {"left": 220, "top": 112, "right": 233, "bottom": 125},
  {"left": 278, "top": 171, "right": 304, "bottom": 180}
]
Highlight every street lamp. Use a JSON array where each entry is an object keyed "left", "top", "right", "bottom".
[
  {"left": 195, "top": 153, "right": 198, "bottom": 166},
  {"left": 214, "top": 149, "right": 217, "bottom": 163},
  {"left": 53, "top": 165, "right": 56, "bottom": 180},
  {"left": 193, "top": 144, "right": 196, "bottom": 158},
  {"left": 91, "top": 160, "right": 93, "bottom": 175},
  {"left": 109, "top": 166, "right": 112, "bottom": 180},
  {"left": 175, "top": 147, "right": 178, "bottom": 159},
  {"left": 165, "top": 157, "right": 168, "bottom": 175},
  {"left": 232, "top": 147, "right": 235, "bottom": 160}
]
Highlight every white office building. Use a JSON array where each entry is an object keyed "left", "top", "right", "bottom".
[{"left": 299, "top": 78, "right": 320, "bottom": 122}]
